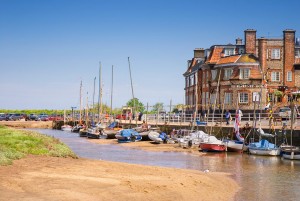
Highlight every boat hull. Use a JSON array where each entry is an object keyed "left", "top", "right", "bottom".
[
  {"left": 249, "top": 148, "right": 281, "bottom": 156},
  {"left": 61, "top": 125, "right": 72, "bottom": 131},
  {"left": 200, "top": 143, "right": 226, "bottom": 152},
  {"left": 282, "top": 149, "right": 300, "bottom": 160},
  {"left": 224, "top": 140, "right": 246, "bottom": 153}
]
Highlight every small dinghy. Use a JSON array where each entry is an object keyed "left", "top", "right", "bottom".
[{"left": 115, "top": 129, "right": 142, "bottom": 143}]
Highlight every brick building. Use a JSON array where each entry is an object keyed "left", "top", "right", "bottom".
[{"left": 183, "top": 29, "right": 300, "bottom": 114}]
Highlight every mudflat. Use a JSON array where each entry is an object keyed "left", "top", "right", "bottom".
[{"left": 0, "top": 155, "right": 239, "bottom": 201}]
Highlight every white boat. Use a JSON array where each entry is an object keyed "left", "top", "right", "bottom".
[
  {"left": 61, "top": 124, "right": 72, "bottom": 131},
  {"left": 148, "top": 131, "right": 167, "bottom": 143},
  {"left": 282, "top": 147, "right": 300, "bottom": 160},
  {"left": 248, "top": 139, "right": 281, "bottom": 156},
  {"left": 223, "top": 140, "right": 247, "bottom": 152},
  {"left": 178, "top": 130, "right": 209, "bottom": 148}
]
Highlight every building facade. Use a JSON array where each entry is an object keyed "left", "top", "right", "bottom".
[{"left": 183, "top": 29, "right": 300, "bottom": 113}]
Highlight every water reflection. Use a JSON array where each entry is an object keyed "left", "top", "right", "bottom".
[{"left": 32, "top": 129, "right": 300, "bottom": 201}]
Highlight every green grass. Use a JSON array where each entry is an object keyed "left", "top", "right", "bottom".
[{"left": 0, "top": 125, "right": 77, "bottom": 165}]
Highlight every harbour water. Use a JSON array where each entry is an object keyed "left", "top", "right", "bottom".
[{"left": 33, "top": 129, "right": 300, "bottom": 201}]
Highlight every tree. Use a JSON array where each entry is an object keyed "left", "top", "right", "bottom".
[
  {"left": 152, "top": 102, "right": 164, "bottom": 113},
  {"left": 126, "top": 98, "right": 145, "bottom": 112},
  {"left": 172, "top": 104, "right": 184, "bottom": 113}
]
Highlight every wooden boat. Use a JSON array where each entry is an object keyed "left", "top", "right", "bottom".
[
  {"left": 115, "top": 129, "right": 142, "bottom": 143},
  {"left": 199, "top": 136, "right": 226, "bottom": 152},
  {"left": 79, "top": 127, "right": 87, "bottom": 137},
  {"left": 248, "top": 139, "right": 281, "bottom": 156}
]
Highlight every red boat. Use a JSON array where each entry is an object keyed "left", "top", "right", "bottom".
[{"left": 199, "top": 136, "right": 226, "bottom": 152}]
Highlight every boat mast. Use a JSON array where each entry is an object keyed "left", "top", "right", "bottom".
[
  {"left": 79, "top": 80, "right": 82, "bottom": 124},
  {"left": 98, "top": 62, "right": 103, "bottom": 122},
  {"left": 210, "top": 68, "right": 222, "bottom": 135},
  {"left": 92, "top": 77, "right": 96, "bottom": 124},
  {"left": 128, "top": 57, "right": 136, "bottom": 125},
  {"left": 110, "top": 65, "right": 114, "bottom": 115}
]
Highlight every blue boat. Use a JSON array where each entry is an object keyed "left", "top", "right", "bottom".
[{"left": 115, "top": 129, "right": 142, "bottom": 143}]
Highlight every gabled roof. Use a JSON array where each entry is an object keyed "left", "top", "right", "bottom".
[{"left": 205, "top": 46, "right": 223, "bottom": 64}]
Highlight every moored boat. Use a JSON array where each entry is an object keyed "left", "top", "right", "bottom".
[
  {"left": 61, "top": 124, "right": 72, "bottom": 131},
  {"left": 115, "top": 129, "right": 142, "bottom": 143},
  {"left": 199, "top": 136, "right": 226, "bottom": 152},
  {"left": 248, "top": 139, "right": 281, "bottom": 156},
  {"left": 282, "top": 147, "right": 300, "bottom": 160}
]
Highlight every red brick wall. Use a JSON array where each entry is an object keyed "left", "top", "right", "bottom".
[
  {"left": 245, "top": 29, "right": 257, "bottom": 54},
  {"left": 283, "top": 29, "right": 295, "bottom": 87}
]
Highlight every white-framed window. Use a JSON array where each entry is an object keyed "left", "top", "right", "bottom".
[
  {"left": 271, "top": 72, "right": 280, "bottom": 81},
  {"left": 287, "top": 71, "right": 292, "bottom": 82},
  {"left": 239, "top": 93, "right": 249, "bottom": 103},
  {"left": 224, "top": 92, "right": 232, "bottom": 104},
  {"left": 239, "top": 68, "right": 250, "bottom": 79},
  {"left": 224, "top": 48, "right": 235, "bottom": 56},
  {"left": 253, "top": 92, "right": 260, "bottom": 102},
  {"left": 296, "top": 49, "right": 300, "bottom": 57},
  {"left": 224, "top": 69, "right": 233, "bottom": 80},
  {"left": 211, "top": 70, "right": 217, "bottom": 80},
  {"left": 268, "top": 93, "right": 273, "bottom": 102},
  {"left": 271, "top": 49, "right": 280, "bottom": 59}
]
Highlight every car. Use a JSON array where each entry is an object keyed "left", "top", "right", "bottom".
[
  {"left": 37, "top": 114, "right": 49, "bottom": 121},
  {"left": 0, "top": 113, "right": 6, "bottom": 121},
  {"left": 9, "top": 113, "right": 22, "bottom": 121},
  {"left": 278, "top": 107, "right": 291, "bottom": 119},
  {"left": 48, "top": 114, "right": 63, "bottom": 121},
  {"left": 28, "top": 114, "right": 38, "bottom": 121}
]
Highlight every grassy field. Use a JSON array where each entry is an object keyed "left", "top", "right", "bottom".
[{"left": 0, "top": 125, "right": 77, "bottom": 165}]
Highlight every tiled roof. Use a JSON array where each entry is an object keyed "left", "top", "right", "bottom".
[
  {"left": 216, "top": 55, "right": 241, "bottom": 65},
  {"left": 236, "top": 54, "right": 258, "bottom": 63},
  {"left": 206, "top": 46, "right": 223, "bottom": 64}
]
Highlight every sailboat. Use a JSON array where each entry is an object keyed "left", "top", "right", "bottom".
[
  {"left": 61, "top": 109, "right": 72, "bottom": 131},
  {"left": 281, "top": 104, "right": 300, "bottom": 160},
  {"left": 199, "top": 68, "right": 226, "bottom": 152},
  {"left": 72, "top": 81, "right": 84, "bottom": 133},
  {"left": 223, "top": 109, "right": 246, "bottom": 152}
]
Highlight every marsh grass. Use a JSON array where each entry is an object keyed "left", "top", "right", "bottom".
[{"left": 0, "top": 125, "right": 77, "bottom": 165}]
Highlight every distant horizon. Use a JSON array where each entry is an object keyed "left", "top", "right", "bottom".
[{"left": 1, "top": 0, "right": 300, "bottom": 110}]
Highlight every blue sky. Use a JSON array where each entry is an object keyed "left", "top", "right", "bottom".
[{"left": 1, "top": 0, "right": 300, "bottom": 110}]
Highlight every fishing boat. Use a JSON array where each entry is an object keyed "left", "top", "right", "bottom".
[{"left": 115, "top": 129, "right": 142, "bottom": 143}]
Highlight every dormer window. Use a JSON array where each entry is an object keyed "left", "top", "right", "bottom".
[{"left": 224, "top": 48, "right": 235, "bottom": 56}]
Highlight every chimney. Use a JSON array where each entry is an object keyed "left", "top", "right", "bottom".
[
  {"left": 244, "top": 29, "right": 257, "bottom": 54},
  {"left": 194, "top": 48, "right": 205, "bottom": 58},
  {"left": 258, "top": 37, "right": 267, "bottom": 75},
  {"left": 236, "top": 37, "right": 243, "bottom": 45},
  {"left": 283, "top": 29, "right": 296, "bottom": 87}
]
